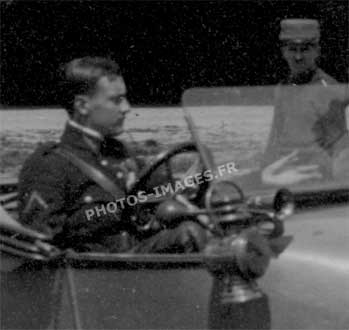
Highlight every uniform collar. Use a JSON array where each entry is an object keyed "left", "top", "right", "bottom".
[
  {"left": 286, "top": 68, "right": 327, "bottom": 86},
  {"left": 289, "top": 68, "right": 317, "bottom": 85},
  {"left": 61, "top": 121, "right": 129, "bottom": 159},
  {"left": 67, "top": 119, "right": 103, "bottom": 141}
]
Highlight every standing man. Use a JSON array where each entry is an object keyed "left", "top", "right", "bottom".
[
  {"left": 262, "top": 18, "right": 347, "bottom": 182},
  {"left": 18, "top": 57, "right": 206, "bottom": 252},
  {"left": 278, "top": 19, "right": 336, "bottom": 86}
]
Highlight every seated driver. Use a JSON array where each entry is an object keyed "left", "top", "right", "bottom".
[{"left": 18, "top": 56, "right": 207, "bottom": 253}]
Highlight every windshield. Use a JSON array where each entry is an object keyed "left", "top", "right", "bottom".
[{"left": 182, "top": 84, "right": 349, "bottom": 192}]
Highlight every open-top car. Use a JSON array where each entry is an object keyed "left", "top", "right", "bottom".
[{"left": 1, "top": 84, "right": 348, "bottom": 329}]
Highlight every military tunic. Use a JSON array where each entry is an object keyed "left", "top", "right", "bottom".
[{"left": 18, "top": 122, "right": 143, "bottom": 251}]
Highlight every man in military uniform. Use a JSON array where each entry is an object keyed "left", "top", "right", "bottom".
[
  {"left": 18, "top": 57, "right": 206, "bottom": 253},
  {"left": 262, "top": 19, "right": 348, "bottom": 183}
]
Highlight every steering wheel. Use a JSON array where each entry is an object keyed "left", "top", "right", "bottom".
[{"left": 122, "top": 142, "right": 210, "bottom": 233}]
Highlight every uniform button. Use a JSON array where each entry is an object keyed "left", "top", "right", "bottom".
[
  {"left": 84, "top": 195, "right": 93, "bottom": 203},
  {"left": 116, "top": 171, "right": 124, "bottom": 179},
  {"left": 100, "top": 159, "right": 109, "bottom": 166}
]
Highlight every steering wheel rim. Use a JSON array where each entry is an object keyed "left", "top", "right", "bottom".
[{"left": 127, "top": 141, "right": 200, "bottom": 198}]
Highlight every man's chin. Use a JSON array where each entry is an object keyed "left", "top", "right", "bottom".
[
  {"left": 105, "top": 127, "right": 124, "bottom": 138},
  {"left": 291, "top": 65, "right": 314, "bottom": 75},
  {"left": 291, "top": 67, "right": 307, "bottom": 75}
]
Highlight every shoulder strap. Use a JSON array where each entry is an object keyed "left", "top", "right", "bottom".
[{"left": 54, "top": 148, "right": 122, "bottom": 198}]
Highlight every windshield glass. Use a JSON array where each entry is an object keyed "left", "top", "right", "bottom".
[{"left": 182, "top": 84, "right": 349, "bottom": 192}]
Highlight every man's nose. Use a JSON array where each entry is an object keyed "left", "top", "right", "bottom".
[
  {"left": 121, "top": 98, "right": 131, "bottom": 114},
  {"left": 295, "top": 51, "right": 304, "bottom": 61}
]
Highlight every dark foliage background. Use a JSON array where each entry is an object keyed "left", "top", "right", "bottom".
[{"left": 0, "top": 0, "right": 348, "bottom": 106}]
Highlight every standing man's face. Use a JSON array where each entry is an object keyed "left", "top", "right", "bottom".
[
  {"left": 82, "top": 75, "right": 130, "bottom": 137},
  {"left": 282, "top": 42, "right": 320, "bottom": 76}
]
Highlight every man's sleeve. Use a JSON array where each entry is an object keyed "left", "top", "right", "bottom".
[
  {"left": 18, "top": 152, "right": 69, "bottom": 235},
  {"left": 18, "top": 152, "right": 124, "bottom": 244},
  {"left": 61, "top": 186, "right": 125, "bottom": 245},
  {"left": 312, "top": 86, "right": 349, "bottom": 155}
]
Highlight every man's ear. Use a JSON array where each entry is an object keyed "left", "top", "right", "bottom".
[
  {"left": 280, "top": 46, "right": 288, "bottom": 60},
  {"left": 73, "top": 95, "right": 89, "bottom": 116},
  {"left": 314, "top": 44, "right": 321, "bottom": 65}
]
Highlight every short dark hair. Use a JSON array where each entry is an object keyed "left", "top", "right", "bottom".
[{"left": 58, "top": 57, "right": 122, "bottom": 116}]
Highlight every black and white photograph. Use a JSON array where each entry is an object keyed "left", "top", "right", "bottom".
[{"left": 0, "top": 0, "right": 348, "bottom": 329}]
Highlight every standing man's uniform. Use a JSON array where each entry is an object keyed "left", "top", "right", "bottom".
[{"left": 263, "top": 19, "right": 347, "bottom": 175}]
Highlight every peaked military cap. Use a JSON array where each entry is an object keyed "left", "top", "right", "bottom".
[{"left": 279, "top": 19, "right": 320, "bottom": 43}]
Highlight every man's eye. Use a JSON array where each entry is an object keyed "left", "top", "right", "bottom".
[{"left": 112, "top": 96, "right": 124, "bottom": 104}]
